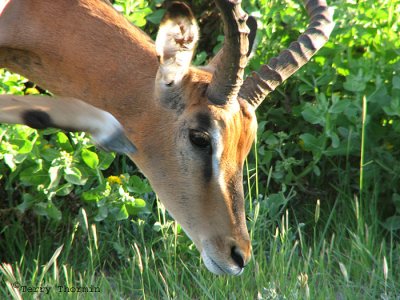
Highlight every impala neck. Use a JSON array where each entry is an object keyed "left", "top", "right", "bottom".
[{"left": 1, "top": 0, "right": 159, "bottom": 132}]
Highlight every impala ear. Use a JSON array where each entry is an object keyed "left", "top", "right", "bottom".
[{"left": 155, "top": 2, "right": 199, "bottom": 86}]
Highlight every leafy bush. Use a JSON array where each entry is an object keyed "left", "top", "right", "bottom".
[{"left": 243, "top": 0, "right": 400, "bottom": 229}]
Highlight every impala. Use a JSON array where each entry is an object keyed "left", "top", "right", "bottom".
[{"left": 0, "top": 0, "right": 334, "bottom": 275}]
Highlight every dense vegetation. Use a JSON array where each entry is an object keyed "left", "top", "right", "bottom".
[{"left": 1, "top": 0, "right": 399, "bottom": 298}]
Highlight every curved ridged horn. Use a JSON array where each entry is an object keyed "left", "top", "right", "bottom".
[
  {"left": 239, "top": 0, "right": 335, "bottom": 108},
  {"left": 206, "top": 16, "right": 257, "bottom": 73},
  {"left": 207, "top": 0, "right": 250, "bottom": 105}
]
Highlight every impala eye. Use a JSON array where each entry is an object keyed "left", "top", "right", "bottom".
[{"left": 189, "top": 129, "right": 211, "bottom": 149}]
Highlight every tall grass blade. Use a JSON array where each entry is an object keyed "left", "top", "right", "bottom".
[
  {"left": 39, "top": 244, "right": 64, "bottom": 282},
  {"left": 359, "top": 95, "right": 367, "bottom": 198}
]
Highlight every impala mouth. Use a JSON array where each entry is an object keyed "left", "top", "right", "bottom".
[{"left": 201, "top": 250, "right": 243, "bottom": 276}]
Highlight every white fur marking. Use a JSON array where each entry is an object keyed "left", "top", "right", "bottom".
[{"left": 211, "top": 127, "right": 225, "bottom": 188}]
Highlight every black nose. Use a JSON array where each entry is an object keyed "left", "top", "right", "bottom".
[{"left": 231, "top": 246, "right": 245, "bottom": 268}]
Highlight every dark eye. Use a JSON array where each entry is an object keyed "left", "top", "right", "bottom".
[{"left": 189, "top": 129, "right": 211, "bottom": 149}]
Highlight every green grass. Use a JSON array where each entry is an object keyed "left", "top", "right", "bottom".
[
  {"left": 1, "top": 0, "right": 400, "bottom": 298},
  {"left": 1, "top": 153, "right": 399, "bottom": 299}
]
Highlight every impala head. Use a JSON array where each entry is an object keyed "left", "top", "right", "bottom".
[{"left": 129, "top": 1, "right": 334, "bottom": 275}]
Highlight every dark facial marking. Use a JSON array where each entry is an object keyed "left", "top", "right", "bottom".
[
  {"left": 196, "top": 112, "right": 211, "bottom": 131},
  {"left": 203, "top": 154, "right": 213, "bottom": 182},
  {"left": 193, "top": 112, "right": 213, "bottom": 182},
  {"left": 188, "top": 129, "right": 212, "bottom": 182}
]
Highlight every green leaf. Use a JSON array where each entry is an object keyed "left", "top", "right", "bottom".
[
  {"left": 127, "top": 7, "right": 152, "bottom": 27},
  {"left": 98, "top": 151, "right": 115, "bottom": 170},
  {"left": 33, "top": 202, "right": 61, "bottom": 220},
  {"left": 313, "top": 165, "right": 321, "bottom": 176},
  {"left": 301, "top": 105, "right": 325, "bottom": 125},
  {"left": 266, "top": 193, "right": 288, "bottom": 218},
  {"left": 82, "top": 183, "right": 109, "bottom": 202},
  {"left": 81, "top": 148, "right": 99, "bottom": 169},
  {"left": 193, "top": 51, "right": 207, "bottom": 66},
  {"left": 343, "top": 72, "right": 367, "bottom": 92},
  {"left": 393, "top": 75, "right": 400, "bottom": 90},
  {"left": 265, "top": 134, "right": 279, "bottom": 147},
  {"left": 128, "top": 175, "right": 152, "bottom": 194},
  {"left": 146, "top": 9, "right": 165, "bottom": 24},
  {"left": 392, "top": 193, "right": 400, "bottom": 213},
  {"left": 329, "top": 99, "right": 351, "bottom": 114},
  {"left": 45, "top": 203, "right": 62, "bottom": 221},
  {"left": 17, "top": 194, "right": 36, "bottom": 213},
  {"left": 64, "top": 167, "right": 86, "bottom": 185},
  {"left": 13, "top": 138, "right": 34, "bottom": 154},
  {"left": 125, "top": 198, "right": 147, "bottom": 215},
  {"left": 300, "top": 133, "right": 322, "bottom": 151},
  {"left": 383, "top": 216, "right": 400, "bottom": 231},
  {"left": 56, "top": 132, "right": 73, "bottom": 152},
  {"left": 55, "top": 183, "right": 74, "bottom": 196},
  {"left": 33, "top": 203, "right": 48, "bottom": 217},
  {"left": 382, "top": 98, "right": 400, "bottom": 117},
  {"left": 114, "top": 204, "right": 129, "bottom": 221},
  {"left": 94, "top": 206, "right": 109, "bottom": 222},
  {"left": 20, "top": 167, "right": 49, "bottom": 186},
  {"left": 4, "top": 153, "right": 16, "bottom": 171},
  {"left": 41, "top": 148, "right": 61, "bottom": 162},
  {"left": 82, "top": 190, "right": 102, "bottom": 202},
  {"left": 48, "top": 166, "right": 62, "bottom": 189},
  {"left": 329, "top": 132, "right": 340, "bottom": 148}
]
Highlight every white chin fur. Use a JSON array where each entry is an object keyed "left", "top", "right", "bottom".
[
  {"left": 201, "top": 250, "right": 244, "bottom": 276},
  {"left": 201, "top": 250, "right": 226, "bottom": 275}
]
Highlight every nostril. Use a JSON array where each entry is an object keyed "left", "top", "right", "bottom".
[{"left": 230, "top": 246, "right": 244, "bottom": 269}]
